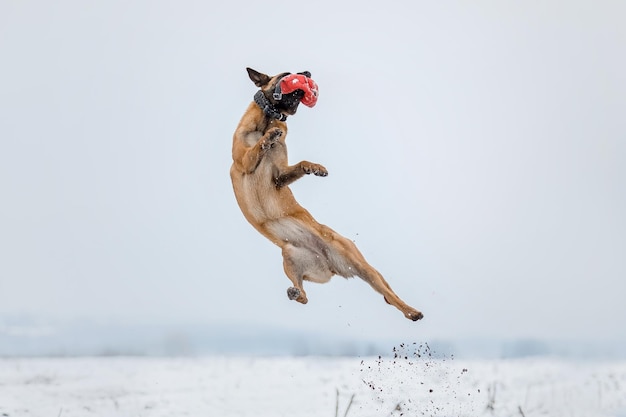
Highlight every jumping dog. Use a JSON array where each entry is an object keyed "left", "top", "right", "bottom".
[{"left": 230, "top": 68, "right": 423, "bottom": 321}]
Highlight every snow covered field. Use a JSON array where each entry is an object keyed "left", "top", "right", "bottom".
[{"left": 1, "top": 351, "right": 625, "bottom": 417}]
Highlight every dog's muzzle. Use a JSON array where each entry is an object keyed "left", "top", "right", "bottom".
[{"left": 273, "top": 73, "right": 319, "bottom": 107}]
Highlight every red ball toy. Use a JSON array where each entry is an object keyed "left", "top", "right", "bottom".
[{"left": 279, "top": 74, "right": 319, "bottom": 107}]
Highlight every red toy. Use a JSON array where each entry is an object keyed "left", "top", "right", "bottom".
[{"left": 279, "top": 74, "right": 319, "bottom": 107}]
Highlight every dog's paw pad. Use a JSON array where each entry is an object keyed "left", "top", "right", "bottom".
[
  {"left": 268, "top": 128, "right": 283, "bottom": 140},
  {"left": 287, "top": 287, "right": 301, "bottom": 300},
  {"left": 405, "top": 309, "right": 424, "bottom": 321},
  {"left": 302, "top": 163, "right": 328, "bottom": 177}
]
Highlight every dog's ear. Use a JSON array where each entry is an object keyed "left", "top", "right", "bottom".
[
  {"left": 246, "top": 68, "right": 271, "bottom": 87},
  {"left": 298, "top": 71, "right": 312, "bottom": 78}
]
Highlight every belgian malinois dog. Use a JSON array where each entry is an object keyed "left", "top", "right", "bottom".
[{"left": 230, "top": 68, "right": 423, "bottom": 321}]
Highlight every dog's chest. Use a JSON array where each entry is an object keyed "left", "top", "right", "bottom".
[
  {"left": 245, "top": 133, "right": 287, "bottom": 215},
  {"left": 243, "top": 131, "right": 262, "bottom": 147},
  {"left": 264, "top": 139, "right": 287, "bottom": 165},
  {"left": 250, "top": 129, "right": 287, "bottom": 166},
  {"left": 243, "top": 129, "right": 287, "bottom": 180}
]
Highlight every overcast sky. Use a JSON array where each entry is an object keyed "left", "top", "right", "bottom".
[{"left": 1, "top": 1, "right": 625, "bottom": 345}]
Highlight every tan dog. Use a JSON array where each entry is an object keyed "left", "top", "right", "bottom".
[{"left": 230, "top": 68, "right": 423, "bottom": 321}]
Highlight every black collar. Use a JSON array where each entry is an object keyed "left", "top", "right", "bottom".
[{"left": 254, "top": 90, "right": 287, "bottom": 122}]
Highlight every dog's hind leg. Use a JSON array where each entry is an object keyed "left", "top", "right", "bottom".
[
  {"left": 281, "top": 245, "right": 309, "bottom": 304},
  {"left": 355, "top": 261, "right": 423, "bottom": 320},
  {"left": 281, "top": 243, "right": 334, "bottom": 304},
  {"left": 325, "top": 231, "right": 424, "bottom": 321}
]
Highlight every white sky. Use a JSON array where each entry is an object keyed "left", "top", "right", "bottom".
[{"left": 1, "top": 1, "right": 625, "bottom": 343}]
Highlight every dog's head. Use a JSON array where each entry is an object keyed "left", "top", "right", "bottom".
[{"left": 246, "top": 68, "right": 317, "bottom": 116}]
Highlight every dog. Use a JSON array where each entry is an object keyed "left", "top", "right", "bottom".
[{"left": 230, "top": 68, "right": 423, "bottom": 321}]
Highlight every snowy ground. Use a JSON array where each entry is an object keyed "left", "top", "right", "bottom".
[{"left": 1, "top": 352, "right": 625, "bottom": 417}]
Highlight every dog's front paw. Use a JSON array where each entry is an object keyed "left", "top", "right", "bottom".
[
  {"left": 261, "top": 128, "right": 283, "bottom": 150},
  {"left": 301, "top": 162, "right": 328, "bottom": 177},
  {"left": 267, "top": 127, "right": 283, "bottom": 140}
]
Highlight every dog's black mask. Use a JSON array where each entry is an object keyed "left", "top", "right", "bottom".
[
  {"left": 267, "top": 71, "right": 312, "bottom": 116},
  {"left": 275, "top": 89, "right": 305, "bottom": 115}
]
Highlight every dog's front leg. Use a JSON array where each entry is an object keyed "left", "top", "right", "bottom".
[
  {"left": 274, "top": 161, "right": 328, "bottom": 189},
  {"left": 236, "top": 127, "right": 283, "bottom": 174}
]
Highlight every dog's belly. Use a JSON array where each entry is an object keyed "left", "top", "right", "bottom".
[
  {"left": 266, "top": 218, "right": 356, "bottom": 279},
  {"left": 268, "top": 218, "right": 332, "bottom": 283},
  {"left": 284, "top": 244, "right": 333, "bottom": 283},
  {"left": 235, "top": 146, "right": 298, "bottom": 221},
  {"left": 266, "top": 217, "right": 322, "bottom": 247}
]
